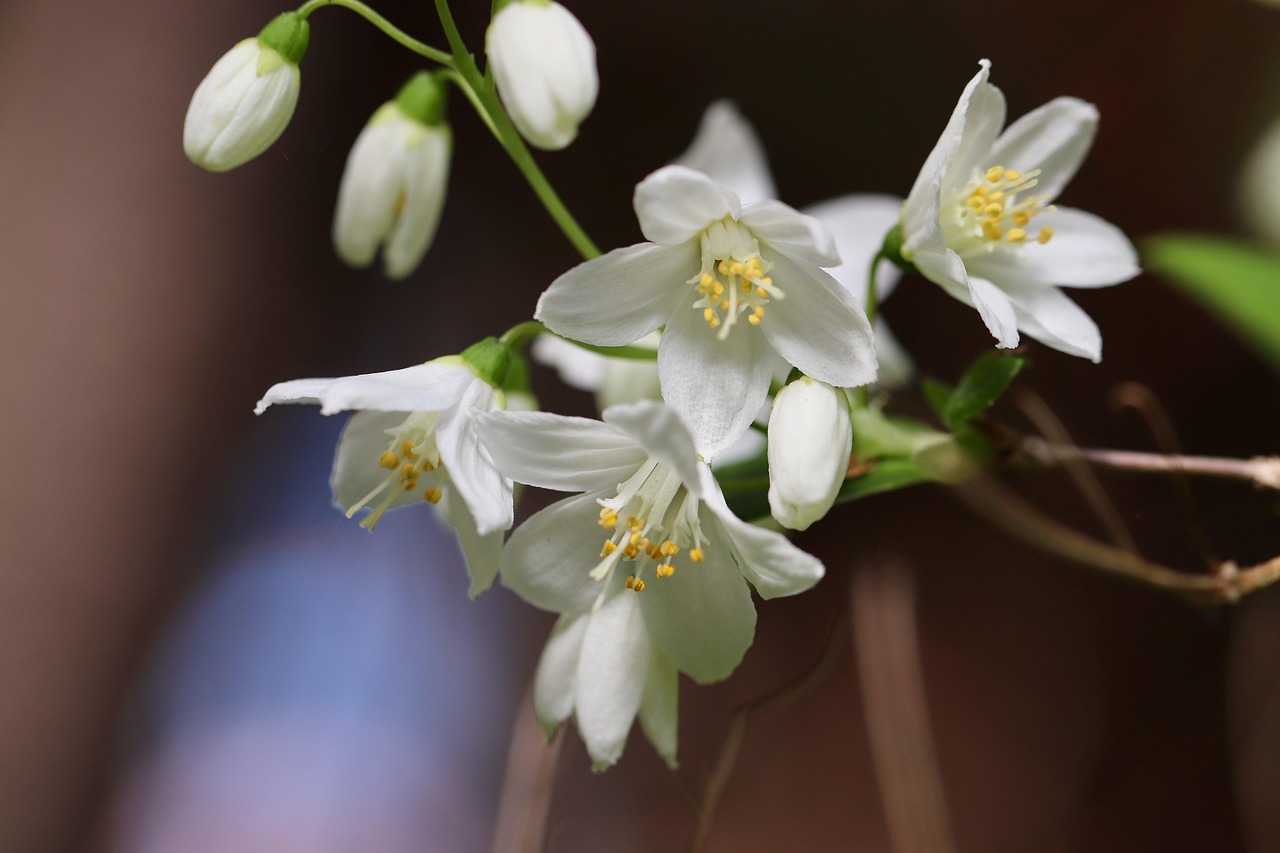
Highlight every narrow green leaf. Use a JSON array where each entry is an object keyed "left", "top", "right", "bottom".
[
  {"left": 921, "top": 377, "right": 954, "bottom": 420},
  {"left": 835, "top": 458, "right": 930, "bottom": 503},
  {"left": 1145, "top": 234, "right": 1280, "bottom": 375},
  {"left": 943, "top": 351, "right": 1026, "bottom": 429}
]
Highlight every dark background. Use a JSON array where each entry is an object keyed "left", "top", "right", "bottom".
[{"left": 3, "top": 0, "right": 1280, "bottom": 850}]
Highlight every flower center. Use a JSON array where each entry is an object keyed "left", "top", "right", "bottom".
[
  {"left": 588, "top": 458, "right": 707, "bottom": 598},
  {"left": 943, "top": 165, "right": 1055, "bottom": 257},
  {"left": 346, "top": 413, "right": 447, "bottom": 530},
  {"left": 690, "top": 218, "right": 785, "bottom": 340}
]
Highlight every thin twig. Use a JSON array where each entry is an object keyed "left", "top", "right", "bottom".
[
  {"left": 1016, "top": 439, "right": 1280, "bottom": 490},
  {"left": 952, "top": 477, "right": 1280, "bottom": 605},
  {"left": 852, "top": 557, "right": 956, "bottom": 853},
  {"left": 1016, "top": 390, "right": 1139, "bottom": 554},
  {"left": 491, "top": 685, "right": 565, "bottom": 853},
  {"left": 684, "top": 605, "right": 848, "bottom": 853}
]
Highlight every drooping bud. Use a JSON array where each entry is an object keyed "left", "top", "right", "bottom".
[
  {"left": 332, "top": 72, "right": 452, "bottom": 279},
  {"left": 767, "top": 377, "right": 853, "bottom": 531},
  {"left": 485, "top": 0, "right": 597, "bottom": 150},
  {"left": 461, "top": 337, "right": 513, "bottom": 388},
  {"left": 183, "top": 13, "right": 309, "bottom": 172}
]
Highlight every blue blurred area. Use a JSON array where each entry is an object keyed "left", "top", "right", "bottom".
[{"left": 113, "top": 407, "right": 527, "bottom": 852}]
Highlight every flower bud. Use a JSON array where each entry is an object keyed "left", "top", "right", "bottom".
[
  {"left": 183, "top": 13, "right": 309, "bottom": 172},
  {"left": 767, "top": 377, "right": 853, "bottom": 531},
  {"left": 486, "top": 0, "right": 597, "bottom": 150},
  {"left": 333, "top": 72, "right": 452, "bottom": 279}
]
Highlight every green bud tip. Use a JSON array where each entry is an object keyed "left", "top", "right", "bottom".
[
  {"left": 461, "top": 337, "right": 512, "bottom": 387},
  {"left": 395, "top": 72, "right": 449, "bottom": 127},
  {"left": 258, "top": 12, "right": 311, "bottom": 65}
]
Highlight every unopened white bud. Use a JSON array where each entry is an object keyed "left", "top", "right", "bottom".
[
  {"left": 333, "top": 73, "right": 452, "bottom": 279},
  {"left": 183, "top": 13, "right": 309, "bottom": 172},
  {"left": 486, "top": 0, "right": 597, "bottom": 150},
  {"left": 767, "top": 377, "right": 852, "bottom": 531}
]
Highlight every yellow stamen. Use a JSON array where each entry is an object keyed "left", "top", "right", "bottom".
[
  {"left": 378, "top": 451, "right": 398, "bottom": 469},
  {"left": 423, "top": 487, "right": 442, "bottom": 504},
  {"left": 1037, "top": 227, "right": 1054, "bottom": 245},
  {"left": 656, "top": 564, "right": 674, "bottom": 578},
  {"left": 985, "top": 166, "right": 1005, "bottom": 183},
  {"left": 1004, "top": 170, "right": 1021, "bottom": 181},
  {"left": 401, "top": 441, "right": 418, "bottom": 460},
  {"left": 601, "top": 540, "right": 617, "bottom": 557},
  {"left": 632, "top": 579, "right": 645, "bottom": 592},
  {"left": 690, "top": 548, "right": 704, "bottom": 563},
  {"left": 625, "top": 576, "right": 636, "bottom": 589},
  {"left": 1012, "top": 212, "right": 1030, "bottom": 227},
  {"left": 660, "top": 541, "right": 679, "bottom": 556},
  {"left": 1006, "top": 228, "right": 1027, "bottom": 243}
]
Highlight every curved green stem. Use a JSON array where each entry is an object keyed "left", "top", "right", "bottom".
[
  {"left": 296, "top": 0, "right": 452, "bottom": 64},
  {"left": 499, "top": 320, "right": 547, "bottom": 348}
]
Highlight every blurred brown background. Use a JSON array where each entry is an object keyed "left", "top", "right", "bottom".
[{"left": 2, "top": 0, "right": 1280, "bottom": 850}]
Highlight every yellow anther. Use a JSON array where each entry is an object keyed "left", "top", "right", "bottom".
[
  {"left": 690, "top": 548, "right": 704, "bottom": 563},
  {"left": 708, "top": 316, "right": 720, "bottom": 329},
  {"left": 741, "top": 280, "right": 752, "bottom": 291},
  {"left": 982, "top": 222, "right": 1003, "bottom": 240},
  {"left": 423, "top": 487, "right": 443, "bottom": 504},
  {"left": 401, "top": 441, "right": 418, "bottom": 460},
  {"left": 421, "top": 458, "right": 436, "bottom": 472},
  {"left": 719, "top": 299, "right": 730, "bottom": 310},
  {"left": 1006, "top": 228, "right": 1027, "bottom": 243},
  {"left": 625, "top": 576, "right": 636, "bottom": 589},
  {"left": 747, "top": 312, "right": 762, "bottom": 326},
  {"left": 700, "top": 272, "right": 715, "bottom": 287},
  {"left": 632, "top": 579, "right": 645, "bottom": 592},
  {"left": 985, "top": 166, "right": 1005, "bottom": 182},
  {"left": 624, "top": 544, "right": 640, "bottom": 559},
  {"left": 712, "top": 281, "right": 724, "bottom": 296},
  {"left": 646, "top": 543, "right": 662, "bottom": 559},
  {"left": 378, "top": 451, "right": 399, "bottom": 469},
  {"left": 967, "top": 196, "right": 985, "bottom": 210},
  {"left": 1004, "top": 170, "right": 1021, "bottom": 181},
  {"left": 656, "top": 564, "right": 674, "bottom": 578},
  {"left": 703, "top": 307, "right": 716, "bottom": 325},
  {"left": 755, "top": 286, "right": 769, "bottom": 298},
  {"left": 1013, "top": 212, "right": 1030, "bottom": 227},
  {"left": 628, "top": 515, "right": 644, "bottom": 531},
  {"left": 399, "top": 463, "right": 416, "bottom": 479},
  {"left": 629, "top": 531, "right": 648, "bottom": 547},
  {"left": 1037, "top": 227, "right": 1054, "bottom": 245},
  {"left": 986, "top": 190, "right": 1004, "bottom": 202},
  {"left": 403, "top": 479, "right": 418, "bottom": 491},
  {"left": 983, "top": 203, "right": 1003, "bottom": 217},
  {"left": 598, "top": 508, "right": 618, "bottom": 529},
  {"left": 761, "top": 277, "right": 773, "bottom": 286},
  {"left": 660, "top": 541, "right": 679, "bottom": 556},
  {"left": 717, "top": 260, "right": 731, "bottom": 275},
  {"left": 601, "top": 540, "right": 617, "bottom": 557},
  {"left": 970, "top": 185, "right": 987, "bottom": 197},
  {"left": 729, "top": 261, "right": 744, "bottom": 276}
]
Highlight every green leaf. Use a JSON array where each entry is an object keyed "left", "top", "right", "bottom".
[
  {"left": 943, "top": 351, "right": 1026, "bottom": 429},
  {"left": 1145, "top": 234, "right": 1280, "bottom": 375},
  {"left": 836, "top": 458, "right": 930, "bottom": 503},
  {"left": 921, "top": 377, "right": 954, "bottom": 420}
]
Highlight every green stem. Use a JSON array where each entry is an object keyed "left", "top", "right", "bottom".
[
  {"left": 561, "top": 339, "right": 657, "bottom": 360},
  {"left": 433, "top": 0, "right": 600, "bottom": 260},
  {"left": 499, "top": 320, "right": 547, "bottom": 348},
  {"left": 296, "top": 0, "right": 452, "bottom": 64}
]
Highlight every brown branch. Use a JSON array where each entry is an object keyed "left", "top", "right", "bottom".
[
  {"left": 952, "top": 477, "right": 1280, "bottom": 606},
  {"left": 1017, "top": 438, "right": 1280, "bottom": 490},
  {"left": 684, "top": 604, "right": 848, "bottom": 853},
  {"left": 491, "top": 684, "right": 565, "bottom": 853}
]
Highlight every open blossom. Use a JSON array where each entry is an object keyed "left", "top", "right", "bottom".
[
  {"left": 537, "top": 165, "right": 876, "bottom": 458},
  {"left": 901, "top": 59, "right": 1140, "bottom": 361},
  {"left": 486, "top": 0, "right": 597, "bottom": 150},
  {"left": 255, "top": 354, "right": 514, "bottom": 597},
  {"left": 333, "top": 73, "right": 452, "bottom": 280},
  {"left": 676, "top": 101, "right": 915, "bottom": 387},
  {"left": 184, "top": 13, "right": 309, "bottom": 172},
  {"left": 477, "top": 400, "right": 824, "bottom": 763}
]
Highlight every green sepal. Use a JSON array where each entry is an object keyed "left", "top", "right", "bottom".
[
  {"left": 502, "top": 349, "right": 532, "bottom": 394},
  {"left": 258, "top": 12, "right": 310, "bottom": 65},
  {"left": 879, "top": 224, "right": 917, "bottom": 275},
  {"left": 395, "top": 71, "right": 449, "bottom": 127},
  {"left": 941, "top": 351, "right": 1026, "bottom": 430},
  {"left": 461, "top": 337, "right": 512, "bottom": 388}
]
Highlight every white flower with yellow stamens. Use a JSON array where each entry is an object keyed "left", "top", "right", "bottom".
[
  {"left": 536, "top": 166, "right": 877, "bottom": 458},
  {"left": 478, "top": 400, "right": 824, "bottom": 759},
  {"left": 255, "top": 354, "right": 513, "bottom": 597},
  {"left": 900, "top": 59, "right": 1140, "bottom": 362}
]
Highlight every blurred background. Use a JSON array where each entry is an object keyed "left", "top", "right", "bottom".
[{"left": 3, "top": 0, "right": 1280, "bottom": 850}]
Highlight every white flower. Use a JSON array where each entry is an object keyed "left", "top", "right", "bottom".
[
  {"left": 184, "top": 13, "right": 309, "bottom": 173},
  {"left": 767, "top": 377, "right": 852, "bottom": 531},
  {"left": 486, "top": 0, "right": 597, "bottom": 150},
  {"left": 532, "top": 593, "right": 677, "bottom": 770},
  {"left": 333, "top": 74, "right": 452, "bottom": 280},
  {"left": 255, "top": 356, "right": 514, "bottom": 597},
  {"left": 536, "top": 165, "right": 876, "bottom": 458},
  {"left": 478, "top": 401, "right": 824, "bottom": 718},
  {"left": 900, "top": 59, "right": 1140, "bottom": 362},
  {"left": 675, "top": 101, "right": 914, "bottom": 387}
]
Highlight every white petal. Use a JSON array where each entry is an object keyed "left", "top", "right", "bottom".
[
  {"left": 759, "top": 251, "right": 877, "bottom": 388},
  {"left": 987, "top": 97, "right": 1098, "bottom": 202},
  {"left": 476, "top": 410, "right": 648, "bottom": 493},
  {"left": 330, "top": 411, "right": 421, "bottom": 515},
  {"left": 382, "top": 124, "right": 451, "bottom": 279},
  {"left": 658, "top": 297, "right": 778, "bottom": 459},
  {"left": 941, "top": 75, "right": 1007, "bottom": 190},
  {"left": 1000, "top": 279, "right": 1102, "bottom": 362},
  {"left": 434, "top": 382, "right": 513, "bottom": 536},
  {"left": 965, "top": 207, "right": 1140, "bottom": 288},
  {"left": 967, "top": 276, "right": 1021, "bottom": 349},
  {"left": 767, "top": 377, "right": 852, "bottom": 531},
  {"left": 699, "top": 467, "right": 825, "bottom": 600},
  {"left": 531, "top": 334, "right": 607, "bottom": 392},
  {"left": 576, "top": 591, "right": 651, "bottom": 770},
  {"left": 902, "top": 59, "right": 997, "bottom": 254},
  {"left": 637, "top": 518, "right": 757, "bottom": 683},
  {"left": 637, "top": 649, "right": 679, "bottom": 768},
  {"left": 871, "top": 320, "right": 915, "bottom": 390},
  {"left": 802, "top": 194, "right": 905, "bottom": 302},
  {"left": 536, "top": 242, "right": 697, "bottom": 346},
  {"left": 739, "top": 201, "right": 840, "bottom": 267},
  {"left": 255, "top": 360, "right": 474, "bottom": 415},
  {"left": 674, "top": 100, "right": 777, "bottom": 204},
  {"left": 333, "top": 113, "right": 409, "bottom": 269},
  {"left": 633, "top": 165, "right": 741, "bottom": 246},
  {"left": 600, "top": 401, "right": 703, "bottom": 496},
  {"left": 596, "top": 356, "right": 663, "bottom": 410},
  {"left": 532, "top": 613, "right": 589, "bottom": 737},
  {"left": 502, "top": 491, "right": 622, "bottom": 615},
  {"left": 437, "top": 486, "right": 504, "bottom": 597}
]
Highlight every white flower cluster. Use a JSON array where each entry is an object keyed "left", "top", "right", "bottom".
[{"left": 188, "top": 4, "right": 1138, "bottom": 769}]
